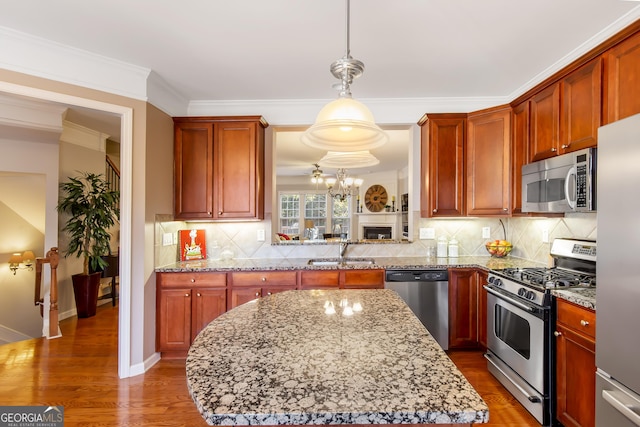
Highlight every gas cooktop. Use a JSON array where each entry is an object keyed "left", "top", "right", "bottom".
[{"left": 492, "top": 267, "right": 596, "bottom": 290}]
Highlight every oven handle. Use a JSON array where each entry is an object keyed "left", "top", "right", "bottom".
[
  {"left": 483, "top": 285, "right": 536, "bottom": 313},
  {"left": 485, "top": 353, "right": 542, "bottom": 403}
]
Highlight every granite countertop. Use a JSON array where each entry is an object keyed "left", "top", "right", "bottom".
[
  {"left": 551, "top": 287, "right": 596, "bottom": 310},
  {"left": 186, "top": 289, "right": 489, "bottom": 425},
  {"left": 157, "top": 255, "right": 544, "bottom": 273}
]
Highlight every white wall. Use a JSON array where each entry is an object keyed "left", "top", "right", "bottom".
[{"left": 0, "top": 138, "right": 59, "bottom": 341}]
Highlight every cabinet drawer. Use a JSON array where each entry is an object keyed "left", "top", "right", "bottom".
[
  {"left": 231, "top": 271, "right": 297, "bottom": 287},
  {"left": 300, "top": 270, "right": 340, "bottom": 288},
  {"left": 557, "top": 299, "right": 596, "bottom": 339},
  {"left": 342, "top": 269, "right": 385, "bottom": 288},
  {"left": 158, "top": 272, "right": 226, "bottom": 288}
]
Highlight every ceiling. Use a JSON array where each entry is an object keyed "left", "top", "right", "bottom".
[{"left": 1, "top": 0, "right": 639, "bottom": 177}]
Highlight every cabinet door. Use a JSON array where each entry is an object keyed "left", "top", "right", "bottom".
[
  {"left": 448, "top": 268, "right": 479, "bottom": 349},
  {"left": 214, "top": 120, "right": 264, "bottom": 219},
  {"left": 157, "top": 289, "right": 192, "bottom": 352},
  {"left": 229, "top": 287, "right": 262, "bottom": 309},
  {"left": 341, "top": 269, "right": 385, "bottom": 289},
  {"left": 420, "top": 114, "right": 466, "bottom": 217},
  {"left": 529, "top": 83, "right": 560, "bottom": 161},
  {"left": 511, "top": 101, "right": 530, "bottom": 215},
  {"left": 191, "top": 288, "right": 227, "bottom": 339},
  {"left": 262, "top": 286, "right": 296, "bottom": 297},
  {"left": 561, "top": 57, "right": 602, "bottom": 153},
  {"left": 605, "top": 30, "right": 640, "bottom": 124},
  {"left": 555, "top": 323, "right": 596, "bottom": 427},
  {"left": 174, "top": 122, "right": 214, "bottom": 219},
  {"left": 299, "top": 270, "right": 340, "bottom": 289},
  {"left": 466, "top": 106, "right": 511, "bottom": 216}
]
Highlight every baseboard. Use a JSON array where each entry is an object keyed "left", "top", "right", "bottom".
[
  {"left": 0, "top": 324, "right": 34, "bottom": 345},
  {"left": 129, "top": 352, "right": 162, "bottom": 377}
]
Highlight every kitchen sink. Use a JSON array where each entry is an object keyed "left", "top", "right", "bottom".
[{"left": 307, "top": 257, "right": 376, "bottom": 266}]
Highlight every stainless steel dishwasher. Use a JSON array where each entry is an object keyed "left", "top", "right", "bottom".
[{"left": 384, "top": 269, "right": 449, "bottom": 350}]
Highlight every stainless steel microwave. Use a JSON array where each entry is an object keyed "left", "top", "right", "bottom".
[{"left": 522, "top": 148, "right": 596, "bottom": 213}]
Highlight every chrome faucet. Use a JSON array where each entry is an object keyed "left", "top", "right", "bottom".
[{"left": 339, "top": 240, "right": 349, "bottom": 261}]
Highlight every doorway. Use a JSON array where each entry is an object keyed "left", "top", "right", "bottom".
[{"left": 0, "top": 81, "right": 134, "bottom": 378}]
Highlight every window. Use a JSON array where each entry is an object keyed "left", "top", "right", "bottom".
[{"left": 278, "top": 191, "right": 353, "bottom": 240}]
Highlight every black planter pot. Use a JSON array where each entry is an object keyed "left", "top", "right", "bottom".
[{"left": 72, "top": 272, "right": 102, "bottom": 318}]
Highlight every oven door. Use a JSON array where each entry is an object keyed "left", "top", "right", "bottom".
[{"left": 485, "top": 285, "right": 546, "bottom": 393}]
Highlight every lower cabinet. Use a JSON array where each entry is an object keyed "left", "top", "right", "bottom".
[
  {"left": 229, "top": 271, "right": 298, "bottom": 309},
  {"left": 299, "top": 269, "right": 385, "bottom": 290},
  {"left": 156, "top": 272, "right": 227, "bottom": 356},
  {"left": 448, "top": 268, "right": 487, "bottom": 350},
  {"left": 555, "top": 299, "right": 596, "bottom": 427}
]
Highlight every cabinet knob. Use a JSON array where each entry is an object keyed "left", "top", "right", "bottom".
[
  {"left": 190, "top": 278, "right": 195, "bottom": 283},
  {"left": 196, "top": 292, "right": 201, "bottom": 297},
  {"left": 503, "top": 208, "right": 508, "bottom": 211},
  {"left": 561, "top": 144, "right": 569, "bottom": 149},
  {"left": 433, "top": 209, "right": 437, "bottom": 213},
  {"left": 185, "top": 293, "right": 190, "bottom": 297},
  {"left": 261, "top": 277, "right": 267, "bottom": 282},
  {"left": 580, "top": 320, "right": 590, "bottom": 327},
  {"left": 550, "top": 147, "right": 557, "bottom": 152},
  {"left": 255, "top": 292, "right": 261, "bottom": 297},
  {"left": 554, "top": 331, "right": 562, "bottom": 337},
  {"left": 218, "top": 211, "right": 223, "bottom": 215},
  {"left": 267, "top": 292, "right": 272, "bottom": 296}
]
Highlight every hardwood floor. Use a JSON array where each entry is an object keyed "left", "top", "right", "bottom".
[{"left": 0, "top": 304, "right": 540, "bottom": 426}]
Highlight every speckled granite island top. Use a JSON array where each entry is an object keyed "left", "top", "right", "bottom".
[
  {"left": 551, "top": 287, "right": 596, "bottom": 310},
  {"left": 186, "top": 289, "right": 489, "bottom": 425}
]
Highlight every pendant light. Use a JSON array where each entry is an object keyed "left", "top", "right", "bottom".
[{"left": 301, "top": 0, "right": 388, "bottom": 152}]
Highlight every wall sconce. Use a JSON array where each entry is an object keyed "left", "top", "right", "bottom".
[{"left": 8, "top": 250, "right": 35, "bottom": 275}]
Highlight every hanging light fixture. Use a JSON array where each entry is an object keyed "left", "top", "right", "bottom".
[
  {"left": 318, "top": 150, "right": 379, "bottom": 169},
  {"left": 326, "top": 168, "right": 363, "bottom": 202},
  {"left": 310, "top": 163, "right": 324, "bottom": 184},
  {"left": 301, "top": 0, "right": 388, "bottom": 152}
]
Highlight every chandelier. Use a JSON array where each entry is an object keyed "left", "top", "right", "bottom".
[
  {"left": 301, "top": 0, "right": 388, "bottom": 152},
  {"left": 326, "top": 168, "right": 363, "bottom": 202}
]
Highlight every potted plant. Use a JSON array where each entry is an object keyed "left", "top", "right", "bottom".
[{"left": 57, "top": 172, "right": 119, "bottom": 318}]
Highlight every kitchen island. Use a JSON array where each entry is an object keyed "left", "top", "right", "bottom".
[{"left": 186, "top": 289, "right": 489, "bottom": 425}]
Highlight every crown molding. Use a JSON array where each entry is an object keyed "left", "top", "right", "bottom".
[
  {"left": 0, "top": 26, "right": 151, "bottom": 101},
  {"left": 60, "top": 119, "right": 109, "bottom": 152}
]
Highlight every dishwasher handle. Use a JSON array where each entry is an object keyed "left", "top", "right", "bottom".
[{"left": 385, "top": 270, "right": 449, "bottom": 282}]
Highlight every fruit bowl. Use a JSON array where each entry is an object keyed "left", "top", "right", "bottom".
[{"left": 485, "top": 240, "right": 513, "bottom": 258}]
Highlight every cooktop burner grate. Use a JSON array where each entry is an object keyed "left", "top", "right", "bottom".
[{"left": 495, "top": 267, "right": 596, "bottom": 289}]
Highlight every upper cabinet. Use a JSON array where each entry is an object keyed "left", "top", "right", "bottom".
[
  {"left": 419, "top": 114, "right": 466, "bottom": 218},
  {"left": 528, "top": 58, "right": 602, "bottom": 162},
  {"left": 466, "top": 106, "right": 512, "bottom": 216},
  {"left": 173, "top": 116, "right": 268, "bottom": 220},
  {"left": 604, "top": 30, "right": 640, "bottom": 124},
  {"left": 529, "top": 83, "right": 561, "bottom": 161}
]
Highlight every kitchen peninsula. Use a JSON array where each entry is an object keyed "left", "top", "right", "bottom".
[{"left": 186, "top": 289, "right": 489, "bottom": 425}]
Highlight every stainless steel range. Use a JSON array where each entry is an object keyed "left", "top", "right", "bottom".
[{"left": 484, "top": 238, "right": 596, "bottom": 426}]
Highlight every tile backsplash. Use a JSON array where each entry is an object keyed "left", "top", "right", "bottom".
[{"left": 155, "top": 212, "right": 597, "bottom": 267}]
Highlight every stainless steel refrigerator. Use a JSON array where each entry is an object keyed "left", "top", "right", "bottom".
[{"left": 596, "top": 112, "right": 640, "bottom": 426}]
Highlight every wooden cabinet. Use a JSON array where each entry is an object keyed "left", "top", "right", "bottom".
[
  {"left": 605, "top": 30, "right": 640, "bottom": 124},
  {"left": 448, "top": 268, "right": 479, "bottom": 349},
  {"left": 529, "top": 59, "right": 601, "bottom": 162},
  {"left": 561, "top": 57, "right": 602, "bottom": 153},
  {"left": 419, "top": 113, "right": 466, "bottom": 218},
  {"left": 173, "top": 116, "right": 267, "bottom": 220},
  {"left": 229, "top": 271, "right": 297, "bottom": 309},
  {"left": 511, "top": 101, "right": 530, "bottom": 215},
  {"left": 529, "top": 83, "right": 561, "bottom": 161},
  {"left": 555, "top": 299, "right": 596, "bottom": 427},
  {"left": 299, "top": 269, "right": 384, "bottom": 290},
  {"left": 156, "top": 272, "right": 227, "bottom": 356},
  {"left": 342, "top": 269, "right": 385, "bottom": 289},
  {"left": 466, "top": 106, "right": 512, "bottom": 216}
]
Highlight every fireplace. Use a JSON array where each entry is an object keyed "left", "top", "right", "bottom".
[{"left": 362, "top": 225, "right": 393, "bottom": 240}]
